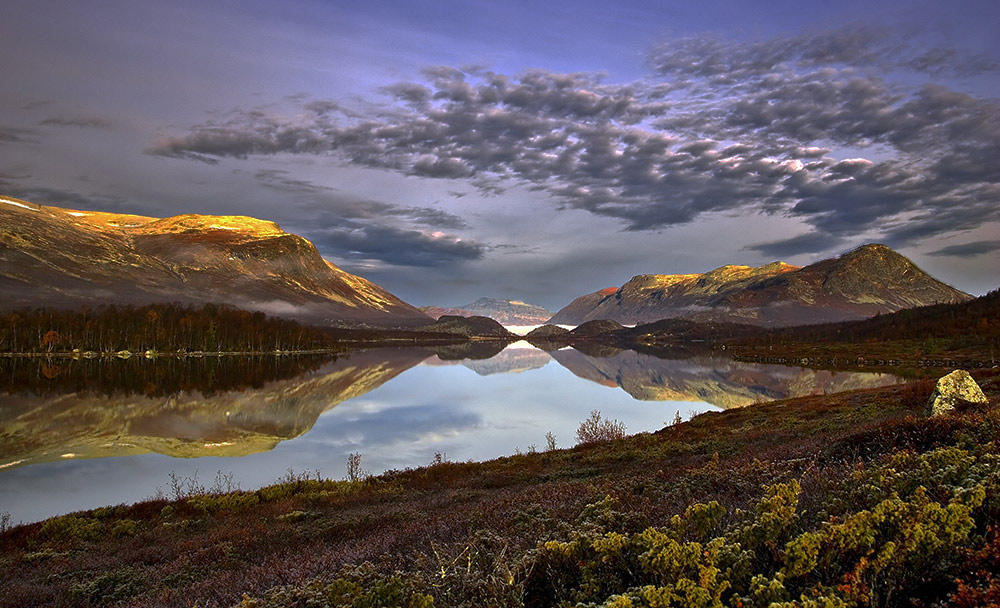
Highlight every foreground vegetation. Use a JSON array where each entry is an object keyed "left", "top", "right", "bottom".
[{"left": 1, "top": 369, "right": 997, "bottom": 607}]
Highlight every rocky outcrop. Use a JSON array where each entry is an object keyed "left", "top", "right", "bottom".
[
  {"left": 419, "top": 315, "right": 515, "bottom": 339},
  {"left": 526, "top": 324, "right": 572, "bottom": 339},
  {"left": 0, "top": 196, "right": 431, "bottom": 327},
  {"left": 571, "top": 319, "right": 626, "bottom": 337},
  {"left": 548, "top": 245, "right": 971, "bottom": 327},
  {"left": 926, "top": 370, "right": 988, "bottom": 417}
]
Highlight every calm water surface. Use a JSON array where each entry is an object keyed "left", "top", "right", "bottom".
[{"left": 0, "top": 342, "right": 904, "bottom": 523}]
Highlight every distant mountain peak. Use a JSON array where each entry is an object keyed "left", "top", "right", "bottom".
[{"left": 421, "top": 297, "right": 552, "bottom": 325}]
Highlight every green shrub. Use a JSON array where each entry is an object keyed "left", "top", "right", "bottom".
[
  {"left": 233, "top": 571, "right": 434, "bottom": 607},
  {"left": 36, "top": 515, "right": 102, "bottom": 543},
  {"left": 188, "top": 491, "right": 261, "bottom": 513},
  {"left": 70, "top": 567, "right": 145, "bottom": 603},
  {"left": 110, "top": 518, "right": 141, "bottom": 537},
  {"left": 522, "top": 446, "right": 999, "bottom": 608}
]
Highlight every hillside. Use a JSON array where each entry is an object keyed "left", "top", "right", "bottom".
[
  {"left": 727, "top": 288, "right": 1000, "bottom": 364},
  {"left": 0, "top": 196, "right": 430, "bottom": 327},
  {"left": 549, "top": 245, "right": 971, "bottom": 327}
]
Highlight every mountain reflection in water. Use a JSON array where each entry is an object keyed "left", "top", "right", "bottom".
[
  {"left": 424, "top": 343, "right": 903, "bottom": 409},
  {"left": 0, "top": 345, "right": 904, "bottom": 471},
  {"left": 0, "top": 350, "right": 430, "bottom": 468},
  {"left": 0, "top": 343, "right": 907, "bottom": 523},
  {"left": 547, "top": 348, "right": 903, "bottom": 409}
]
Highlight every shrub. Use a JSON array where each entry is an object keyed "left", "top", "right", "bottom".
[
  {"left": 36, "top": 515, "right": 103, "bottom": 543},
  {"left": 233, "top": 570, "right": 434, "bottom": 607},
  {"left": 523, "top": 445, "right": 998, "bottom": 608},
  {"left": 110, "top": 518, "right": 141, "bottom": 537},
  {"left": 70, "top": 567, "right": 145, "bottom": 603},
  {"left": 347, "top": 452, "right": 369, "bottom": 482},
  {"left": 576, "top": 409, "right": 627, "bottom": 445},
  {"left": 188, "top": 492, "right": 260, "bottom": 514}
]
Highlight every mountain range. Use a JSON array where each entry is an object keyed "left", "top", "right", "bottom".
[
  {"left": 0, "top": 196, "right": 430, "bottom": 327},
  {"left": 1, "top": 196, "right": 974, "bottom": 330},
  {"left": 420, "top": 297, "right": 553, "bottom": 325},
  {"left": 549, "top": 244, "right": 971, "bottom": 327}
]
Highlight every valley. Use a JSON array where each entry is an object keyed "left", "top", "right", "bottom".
[{"left": 1, "top": 197, "right": 997, "bottom": 608}]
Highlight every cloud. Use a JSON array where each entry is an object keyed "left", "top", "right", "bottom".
[
  {"left": 746, "top": 232, "right": 848, "bottom": 258},
  {"left": 39, "top": 116, "right": 113, "bottom": 129},
  {"left": 326, "top": 403, "right": 481, "bottom": 448},
  {"left": 647, "top": 23, "right": 999, "bottom": 79},
  {"left": 302, "top": 214, "right": 485, "bottom": 267},
  {"left": 0, "top": 125, "right": 39, "bottom": 143},
  {"left": 254, "top": 169, "right": 469, "bottom": 230},
  {"left": 148, "top": 24, "right": 1000, "bottom": 254},
  {"left": 926, "top": 239, "right": 1000, "bottom": 258},
  {"left": 0, "top": 178, "right": 142, "bottom": 215},
  {"left": 148, "top": 110, "right": 330, "bottom": 163}
]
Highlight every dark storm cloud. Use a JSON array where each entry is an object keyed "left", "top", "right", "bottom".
[
  {"left": 149, "top": 25, "right": 1000, "bottom": 252},
  {"left": 149, "top": 110, "right": 330, "bottom": 163},
  {"left": 926, "top": 239, "right": 1000, "bottom": 258},
  {"left": 747, "top": 232, "right": 848, "bottom": 258},
  {"left": 254, "top": 169, "right": 468, "bottom": 229},
  {"left": 304, "top": 216, "right": 485, "bottom": 267}
]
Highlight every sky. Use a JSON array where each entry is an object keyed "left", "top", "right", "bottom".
[{"left": 2, "top": 0, "right": 998, "bottom": 310}]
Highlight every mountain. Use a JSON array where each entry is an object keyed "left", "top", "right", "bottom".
[
  {"left": 0, "top": 196, "right": 430, "bottom": 327},
  {"left": 547, "top": 287, "right": 618, "bottom": 326},
  {"left": 548, "top": 244, "right": 971, "bottom": 327},
  {"left": 421, "top": 297, "right": 552, "bottom": 325}
]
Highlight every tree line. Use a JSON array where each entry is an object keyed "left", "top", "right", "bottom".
[
  {"left": 741, "top": 288, "right": 1000, "bottom": 347},
  {"left": 0, "top": 303, "right": 341, "bottom": 353},
  {"left": 0, "top": 354, "right": 335, "bottom": 398}
]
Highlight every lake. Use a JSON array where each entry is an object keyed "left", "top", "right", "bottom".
[{"left": 0, "top": 342, "right": 904, "bottom": 524}]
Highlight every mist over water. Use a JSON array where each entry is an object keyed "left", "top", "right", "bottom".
[{"left": 0, "top": 344, "right": 904, "bottom": 524}]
